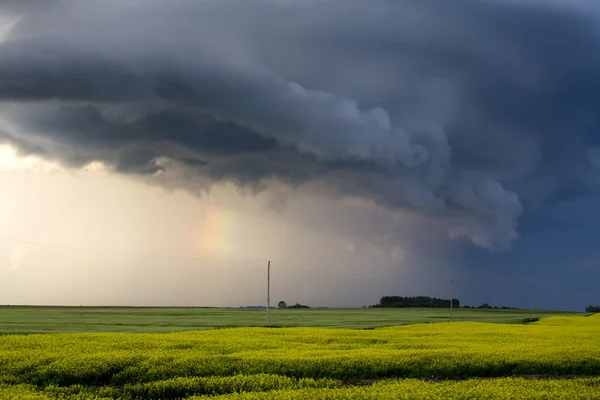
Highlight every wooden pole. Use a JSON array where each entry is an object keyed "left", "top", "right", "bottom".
[
  {"left": 450, "top": 280, "right": 453, "bottom": 321},
  {"left": 267, "top": 261, "right": 271, "bottom": 326}
]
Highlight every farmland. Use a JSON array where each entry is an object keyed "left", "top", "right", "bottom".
[
  {"left": 0, "top": 306, "right": 575, "bottom": 334},
  {"left": 0, "top": 313, "right": 599, "bottom": 399}
]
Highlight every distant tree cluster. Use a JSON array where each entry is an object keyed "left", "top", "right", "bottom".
[
  {"left": 278, "top": 301, "right": 310, "bottom": 309},
  {"left": 371, "top": 298, "right": 519, "bottom": 310},
  {"left": 476, "top": 303, "right": 517, "bottom": 310},
  {"left": 288, "top": 303, "right": 310, "bottom": 309},
  {"left": 586, "top": 305, "right": 600, "bottom": 313},
  {"left": 372, "top": 296, "right": 459, "bottom": 308}
]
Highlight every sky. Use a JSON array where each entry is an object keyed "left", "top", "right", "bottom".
[{"left": 0, "top": 0, "right": 599, "bottom": 310}]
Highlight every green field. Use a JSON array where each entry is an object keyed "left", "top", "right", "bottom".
[
  {"left": 0, "top": 314, "right": 599, "bottom": 399},
  {"left": 0, "top": 306, "right": 577, "bottom": 334}
]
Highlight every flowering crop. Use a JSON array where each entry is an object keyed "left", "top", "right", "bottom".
[
  {"left": 0, "top": 314, "right": 598, "bottom": 398},
  {"left": 2, "top": 377, "right": 600, "bottom": 399},
  {"left": 198, "top": 377, "right": 600, "bottom": 399}
]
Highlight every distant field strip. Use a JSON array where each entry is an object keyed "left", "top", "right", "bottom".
[
  {"left": 0, "top": 314, "right": 598, "bottom": 398},
  {"left": 0, "top": 306, "right": 574, "bottom": 333}
]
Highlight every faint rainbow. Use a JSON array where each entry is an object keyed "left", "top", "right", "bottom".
[{"left": 198, "top": 206, "right": 236, "bottom": 255}]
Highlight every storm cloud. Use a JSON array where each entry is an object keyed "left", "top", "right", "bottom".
[{"left": 1, "top": 0, "right": 599, "bottom": 251}]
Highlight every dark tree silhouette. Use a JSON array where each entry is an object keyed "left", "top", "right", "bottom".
[
  {"left": 373, "top": 296, "right": 459, "bottom": 308},
  {"left": 288, "top": 303, "right": 310, "bottom": 309}
]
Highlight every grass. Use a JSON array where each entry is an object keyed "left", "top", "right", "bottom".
[
  {"left": 0, "top": 314, "right": 598, "bottom": 398},
  {"left": 0, "top": 306, "right": 578, "bottom": 334}
]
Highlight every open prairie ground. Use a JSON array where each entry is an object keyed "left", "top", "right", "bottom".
[
  {"left": 0, "top": 312, "right": 599, "bottom": 399},
  {"left": 0, "top": 306, "right": 577, "bottom": 334}
]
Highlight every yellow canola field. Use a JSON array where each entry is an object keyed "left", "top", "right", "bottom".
[
  {"left": 2, "top": 377, "right": 600, "bottom": 399},
  {"left": 0, "top": 314, "right": 598, "bottom": 399},
  {"left": 203, "top": 377, "right": 600, "bottom": 400}
]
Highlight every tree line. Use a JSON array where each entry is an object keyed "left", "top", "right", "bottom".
[
  {"left": 253, "top": 298, "right": 599, "bottom": 311},
  {"left": 278, "top": 301, "right": 310, "bottom": 309},
  {"left": 371, "top": 296, "right": 460, "bottom": 308}
]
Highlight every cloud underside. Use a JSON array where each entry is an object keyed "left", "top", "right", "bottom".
[{"left": 1, "top": 0, "right": 599, "bottom": 250}]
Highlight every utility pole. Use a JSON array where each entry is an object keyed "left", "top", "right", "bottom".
[
  {"left": 450, "top": 280, "right": 453, "bottom": 321},
  {"left": 267, "top": 260, "right": 271, "bottom": 326}
]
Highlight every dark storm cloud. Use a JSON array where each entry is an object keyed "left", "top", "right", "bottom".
[
  {"left": 0, "top": 0, "right": 599, "bottom": 251},
  {"left": 0, "top": 129, "right": 45, "bottom": 156}
]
